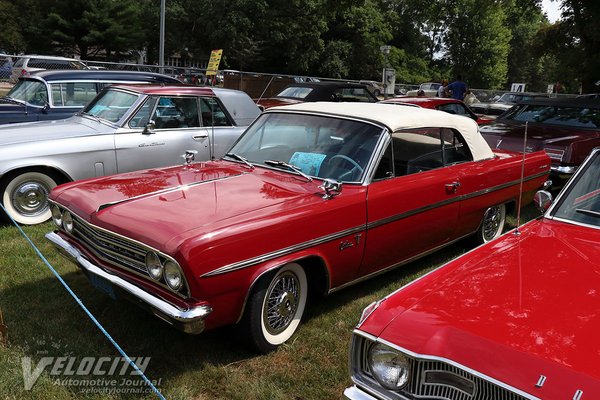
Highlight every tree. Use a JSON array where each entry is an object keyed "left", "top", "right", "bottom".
[
  {"left": 444, "top": 0, "right": 512, "bottom": 89},
  {"left": 0, "top": 0, "right": 26, "bottom": 53}
]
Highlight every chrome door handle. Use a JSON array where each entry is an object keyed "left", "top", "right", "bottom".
[
  {"left": 445, "top": 182, "right": 460, "bottom": 194},
  {"left": 193, "top": 134, "right": 208, "bottom": 140}
]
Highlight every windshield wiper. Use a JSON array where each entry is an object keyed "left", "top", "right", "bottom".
[
  {"left": 224, "top": 153, "right": 254, "bottom": 169},
  {"left": 264, "top": 159, "right": 312, "bottom": 182},
  {"left": 78, "top": 111, "right": 104, "bottom": 123},
  {"left": 0, "top": 96, "right": 27, "bottom": 107},
  {"left": 575, "top": 208, "right": 600, "bottom": 218}
]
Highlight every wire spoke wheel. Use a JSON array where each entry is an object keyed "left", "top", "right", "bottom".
[{"left": 480, "top": 204, "right": 506, "bottom": 243}]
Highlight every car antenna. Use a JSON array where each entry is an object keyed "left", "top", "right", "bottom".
[
  {"left": 210, "top": 98, "right": 216, "bottom": 161},
  {"left": 514, "top": 121, "right": 528, "bottom": 236},
  {"left": 256, "top": 75, "right": 276, "bottom": 103}
]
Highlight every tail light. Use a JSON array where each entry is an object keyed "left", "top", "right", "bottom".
[
  {"left": 544, "top": 148, "right": 564, "bottom": 161},
  {"left": 20, "top": 69, "right": 28, "bottom": 76}
]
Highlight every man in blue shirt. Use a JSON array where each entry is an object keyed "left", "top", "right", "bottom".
[{"left": 447, "top": 75, "right": 468, "bottom": 100}]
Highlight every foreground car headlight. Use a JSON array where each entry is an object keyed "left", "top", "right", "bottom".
[
  {"left": 145, "top": 252, "right": 163, "bottom": 281},
  {"left": 51, "top": 204, "right": 62, "bottom": 227},
  {"left": 62, "top": 210, "right": 74, "bottom": 233},
  {"left": 164, "top": 260, "right": 183, "bottom": 291},
  {"left": 368, "top": 342, "right": 410, "bottom": 390}
]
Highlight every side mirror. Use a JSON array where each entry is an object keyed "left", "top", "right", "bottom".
[
  {"left": 42, "top": 103, "right": 50, "bottom": 113},
  {"left": 142, "top": 119, "right": 156, "bottom": 134},
  {"left": 534, "top": 190, "right": 553, "bottom": 213},
  {"left": 320, "top": 179, "right": 342, "bottom": 199}
]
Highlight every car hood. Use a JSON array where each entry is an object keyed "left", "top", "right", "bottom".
[
  {"left": 364, "top": 219, "right": 600, "bottom": 398},
  {"left": 51, "top": 161, "right": 333, "bottom": 251},
  {"left": 480, "top": 121, "right": 585, "bottom": 152},
  {"left": 0, "top": 115, "right": 109, "bottom": 145}
]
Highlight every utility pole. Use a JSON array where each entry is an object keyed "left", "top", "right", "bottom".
[{"left": 159, "top": 0, "right": 165, "bottom": 73}]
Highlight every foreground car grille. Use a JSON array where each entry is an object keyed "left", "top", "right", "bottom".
[
  {"left": 71, "top": 213, "right": 149, "bottom": 274},
  {"left": 350, "top": 334, "right": 532, "bottom": 400}
]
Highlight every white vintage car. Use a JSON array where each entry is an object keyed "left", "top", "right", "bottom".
[{"left": 0, "top": 84, "right": 260, "bottom": 224}]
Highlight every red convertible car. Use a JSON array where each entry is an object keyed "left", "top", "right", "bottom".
[
  {"left": 344, "top": 148, "right": 600, "bottom": 399},
  {"left": 45, "top": 103, "right": 550, "bottom": 353},
  {"left": 381, "top": 96, "right": 494, "bottom": 126}
]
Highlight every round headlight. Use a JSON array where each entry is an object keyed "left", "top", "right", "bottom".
[
  {"left": 51, "top": 204, "right": 62, "bottom": 227},
  {"left": 145, "top": 252, "right": 163, "bottom": 281},
  {"left": 164, "top": 260, "right": 183, "bottom": 291},
  {"left": 62, "top": 210, "right": 74, "bottom": 233},
  {"left": 368, "top": 342, "right": 410, "bottom": 390}
]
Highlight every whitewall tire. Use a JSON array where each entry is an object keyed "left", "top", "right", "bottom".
[{"left": 1, "top": 171, "right": 58, "bottom": 225}]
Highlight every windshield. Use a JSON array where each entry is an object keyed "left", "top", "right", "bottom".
[
  {"left": 276, "top": 86, "right": 314, "bottom": 99},
  {"left": 81, "top": 89, "right": 139, "bottom": 123},
  {"left": 502, "top": 104, "right": 600, "bottom": 128},
  {"left": 552, "top": 151, "right": 600, "bottom": 227},
  {"left": 228, "top": 112, "right": 384, "bottom": 182},
  {"left": 5, "top": 79, "right": 48, "bottom": 106}
]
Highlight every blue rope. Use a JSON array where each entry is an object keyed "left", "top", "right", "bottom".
[{"left": 1, "top": 204, "right": 166, "bottom": 400}]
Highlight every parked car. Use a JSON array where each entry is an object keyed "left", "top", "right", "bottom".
[
  {"left": 480, "top": 96, "right": 600, "bottom": 180},
  {"left": 0, "top": 84, "right": 260, "bottom": 224},
  {"left": 345, "top": 147, "right": 600, "bottom": 400},
  {"left": 45, "top": 102, "right": 550, "bottom": 354},
  {"left": 10, "top": 55, "right": 87, "bottom": 83},
  {"left": 381, "top": 96, "right": 494, "bottom": 126},
  {"left": 359, "top": 80, "right": 384, "bottom": 97},
  {"left": 255, "top": 81, "right": 379, "bottom": 110},
  {"left": 0, "top": 69, "right": 181, "bottom": 124},
  {"left": 470, "top": 91, "right": 550, "bottom": 117},
  {"left": 405, "top": 82, "right": 442, "bottom": 97}
]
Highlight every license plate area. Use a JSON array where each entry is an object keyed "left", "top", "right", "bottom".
[{"left": 88, "top": 273, "right": 117, "bottom": 300}]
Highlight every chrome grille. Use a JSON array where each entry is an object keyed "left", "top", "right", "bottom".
[
  {"left": 351, "top": 334, "right": 532, "bottom": 400},
  {"left": 71, "top": 213, "right": 149, "bottom": 274}
]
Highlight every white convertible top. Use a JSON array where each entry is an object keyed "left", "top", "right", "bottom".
[{"left": 269, "top": 102, "right": 495, "bottom": 162}]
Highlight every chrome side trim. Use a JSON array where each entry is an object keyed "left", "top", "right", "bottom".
[
  {"left": 201, "top": 225, "right": 365, "bottom": 277},
  {"left": 45, "top": 231, "right": 212, "bottom": 328},
  {"left": 367, "top": 170, "right": 548, "bottom": 230},
  {"left": 330, "top": 230, "right": 475, "bottom": 295},
  {"left": 97, "top": 172, "right": 246, "bottom": 211},
  {"left": 352, "top": 330, "right": 541, "bottom": 400}
]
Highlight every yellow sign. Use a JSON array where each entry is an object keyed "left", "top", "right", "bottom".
[{"left": 206, "top": 49, "right": 223, "bottom": 76}]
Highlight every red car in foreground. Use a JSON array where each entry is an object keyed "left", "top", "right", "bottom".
[
  {"left": 46, "top": 102, "right": 549, "bottom": 353},
  {"left": 345, "top": 148, "right": 600, "bottom": 399},
  {"left": 382, "top": 96, "right": 494, "bottom": 126}
]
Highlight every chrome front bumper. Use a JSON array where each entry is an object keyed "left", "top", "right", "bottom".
[{"left": 45, "top": 231, "right": 212, "bottom": 334}]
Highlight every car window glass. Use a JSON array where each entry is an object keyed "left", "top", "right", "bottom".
[
  {"left": 505, "top": 104, "right": 600, "bottom": 128},
  {"left": 199, "top": 97, "right": 230, "bottom": 127},
  {"left": 50, "top": 83, "right": 97, "bottom": 106},
  {"left": 334, "top": 88, "right": 377, "bottom": 102},
  {"left": 552, "top": 151, "right": 600, "bottom": 227},
  {"left": 441, "top": 128, "right": 472, "bottom": 164},
  {"left": 437, "top": 103, "right": 467, "bottom": 116},
  {"left": 129, "top": 97, "right": 158, "bottom": 128},
  {"left": 277, "top": 86, "right": 313, "bottom": 99},
  {"left": 83, "top": 89, "right": 138, "bottom": 123},
  {"left": 13, "top": 58, "right": 24, "bottom": 67},
  {"left": 6, "top": 79, "right": 48, "bottom": 105},
  {"left": 390, "top": 128, "right": 444, "bottom": 176},
  {"left": 151, "top": 97, "right": 200, "bottom": 129},
  {"left": 373, "top": 142, "right": 394, "bottom": 180},
  {"left": 229, "top": 113, "right": 383, "bottom": 182}
]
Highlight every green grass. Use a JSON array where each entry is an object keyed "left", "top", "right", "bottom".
[{"left": 0, "top": 204, "right": 542, "bottom": 399}]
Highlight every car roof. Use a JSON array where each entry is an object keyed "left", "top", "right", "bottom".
[
  {"left": 29, "top": 69, "right": 181, "bottom": 83},
  {"left": 267, "top": 102, "right": 494, "bottom": 161},
  {"left": 19, "top": 54, "right": 82, "bottom": 61},
  {"left": 108, "top": 84, "right": 216, "bottom": 96}
]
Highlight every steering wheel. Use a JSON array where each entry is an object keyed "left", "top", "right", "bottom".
[{"left": 328, "top": 154, "right": 364, "bottom": 181}]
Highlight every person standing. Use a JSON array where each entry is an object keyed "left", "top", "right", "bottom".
[
  {"left": 437, "top": 79, "right": 449, "bottom": 97},
  {"left": 447, "top": 75, "right": 468, "bottom": 100}
]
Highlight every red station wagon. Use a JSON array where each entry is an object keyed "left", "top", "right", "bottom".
[
  {"left": 345, "top": 148, "right": 600, "bottom": 399},
  {"left": 46, "top": 102, "right": 550, "bottom": 353}
]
